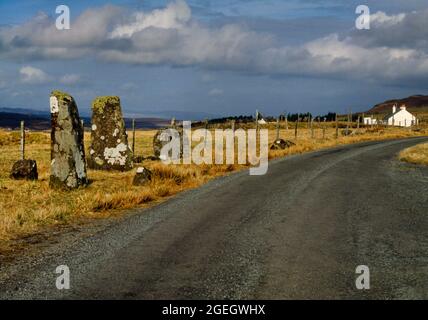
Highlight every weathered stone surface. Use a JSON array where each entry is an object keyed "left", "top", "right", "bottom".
[
  {"left": 88, "top": 96, "right": 133, "bottom": 171},
  {"left": 153, "top": 128, "right": 183, "bottom": 160},
  {"left": 270, "top": 139, "right": 295, "bottom": 150},
  {"left": 341, "top": 129, "right": 353, "bottom": 136},
  {"left": 50, "top": 90, "right": 88, "bottom": 189},
  {"left": 133, "top": 167, "right": 152, "bottom": 186},
  {"left": 10, "top": 159, "right": 38, "bottom": 180}
]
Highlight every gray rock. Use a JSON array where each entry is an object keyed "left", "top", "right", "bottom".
[
  {"left": 49, "top": 90, "right": 88, "bottom": 189},
  {"left": 10, "top": 159, "right": 38, "bottom": 180},
  {"left": 133, "top": 167, "right": 152, "bottom": 186},
  {"left": 153, "top": 128, "right": 183, "bottom": 160},
  {"left": 270, "top": 139, "right": 295, "bottom": 150},
  {"left": 88, "top": 96, "right": 133, "bottom": 171},
  {"left": 341, "top": 129, "right": 353, "bottom": 136}
]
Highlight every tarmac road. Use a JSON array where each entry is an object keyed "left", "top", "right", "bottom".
[{"left": 1, "top": 137, "right": 428, "bottom": 299}]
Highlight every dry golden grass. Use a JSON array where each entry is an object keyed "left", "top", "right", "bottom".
[
  {"left": 0, "top": 123, "right": 426, "bottom": 253},
  {"left": 399, "top": 142, "right": 428, "bottom": 166}
]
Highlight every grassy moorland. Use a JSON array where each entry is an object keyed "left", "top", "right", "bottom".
[
  {"left": 0, "top": 123, "right": 426, "bottom": 253},
  {"left": 399, "top": 142, "right": 428, "bottom": 166}
]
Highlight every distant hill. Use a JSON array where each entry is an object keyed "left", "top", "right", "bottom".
[
  {"left": 0, "top": 112, "right": 51, "bottom": 130},
  {"left": 367, "top": 95, "right": 428, "bottom": 115},
  {"left": 141, "top": 110, "right": 222, "bottom": 121},
  {"left": 0, "top": 109, "right": 169, "bottom": 130}
]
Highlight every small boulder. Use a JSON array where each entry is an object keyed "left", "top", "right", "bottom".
[
  {"left": 270, "top": 139, "right": 295, "bottom": 150},
  {"left": 341, "top": 129, "right": 353, "bottom": 136},
  {"left": 10, "top": 159, "right": 38, "bottom": 180},
  {"left": 133, "top": 167, "right": 152, "bottom": 186}
]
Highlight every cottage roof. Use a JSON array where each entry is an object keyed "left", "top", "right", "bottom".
[{"left": 383, "top": 110, "right": 400, "bottom": 121}]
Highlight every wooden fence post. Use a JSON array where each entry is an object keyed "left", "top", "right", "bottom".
[
  {"left": 20, "top": 120, "right": 25, "bottom": 160},
  {"left": 295, "top": 117, "right": 299, "bottom": 140},
  {"left": 311, "top": 118, "right": 314, "bottom": 139},
  {"left": 255, "top": 110, "right": 259, "bottom": 133},
  {"left": 345, "top": 111, "right": 350, "bottom": 135},
  {"left": 276, "top": 116, "right": 280, "bottom": 140},
  {"left": 132, "top": 118, "right": 136, "bottom": 153},
  {"left": 335, "top": 113, "right": 339, "bottom": 139}
]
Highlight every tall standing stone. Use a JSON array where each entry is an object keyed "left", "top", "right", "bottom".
[
  {"left": 88, "top": 96, "right": 133, "bottom": 171},
  {"left": 50, "top": 90, "right": 88, "bottom": 189}
]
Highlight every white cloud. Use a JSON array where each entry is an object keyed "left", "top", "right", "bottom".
[
  {"left": 110, "top": 0, "right": 191, "bottom": 38},
  {"left": 19, "top": 66, "right": 49, "bottom": 84},
  {"left": 60, "top": 74, "right": 80, "bottom": 85},
  {"left": 371, "top": 11, "right": 406, "bottom": 26},
  {"left": 299, "top": 34, "right": 428, "bottom": 80},
  {"left": 1, "top": 2, "right": 428, "bottom": 84},
  {"left": 120, "top": 82, "right": 138, "bottom": 90},
  {"left": 202, "top": 74, "right": 215, "bottom": 83},
  {"left": 209, "top": 88, "right": 223, "bottom": 96}
]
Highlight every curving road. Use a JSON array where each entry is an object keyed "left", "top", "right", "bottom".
[{"left": 1, "top": 137, "right": 428, "bottom": 299}]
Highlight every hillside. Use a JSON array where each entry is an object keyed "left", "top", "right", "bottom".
[
  {"left": 0, "top": 110, "right": 169, "bottom": 130},
  {"left": 367, "top": 95, "right": 428, "bottom": 115},
  {"left": 0, "top": 112, "right": 50, "bottom": 130}
]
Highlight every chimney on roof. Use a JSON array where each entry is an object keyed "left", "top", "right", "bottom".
[
  {"left": 392, "top": 105, "right": 397, "bottom": 113},
  {"left": 400, "top": 105, "right": 406, "bottom": 111}
]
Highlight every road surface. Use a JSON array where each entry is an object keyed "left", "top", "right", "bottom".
[{"left": 1, "top": 137, "right": 428, "bottom": 299}]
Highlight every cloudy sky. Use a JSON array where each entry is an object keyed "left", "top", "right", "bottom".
[{"left": 0, "top": 0, "right": 427, "bottom": 118}]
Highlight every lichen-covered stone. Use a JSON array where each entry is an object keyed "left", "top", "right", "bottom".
[
  {"left": 88, "top": 96, "right": 133, "bottom": 171},
  {"left": 50, "top": 90, "right": 88, "bottom": 189},
  {"left": 270, "top": 139, "right": 295, "bottom": 150},
  {"left": 153, "top": 128, "right": 183, "bottom": 160},
  {"left": 10, "top": 159, "right": 38, "bottom": 180},
  {"left": 132, "top": 167, "right": 152, "bottom": 186}
]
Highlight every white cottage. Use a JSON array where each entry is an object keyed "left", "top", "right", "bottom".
[
  {"left": 384, "top": 105, "right": 417, "bottom": 127},
  {"left": 363, "top": 117, "right": 378, "bottom": 125}
]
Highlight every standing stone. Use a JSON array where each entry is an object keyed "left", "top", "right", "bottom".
[
  {"left": 88, "top": 96, "right": 133, "bottom": 171},
  {"left": 153, "top": 128, "right": 183, "bottom": 160},
  {"left": 10, "top": 159, "right": 38, "bottom": 180},
  {"left": 50, "top": 90, "right": 88, "bottom": 189}
]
